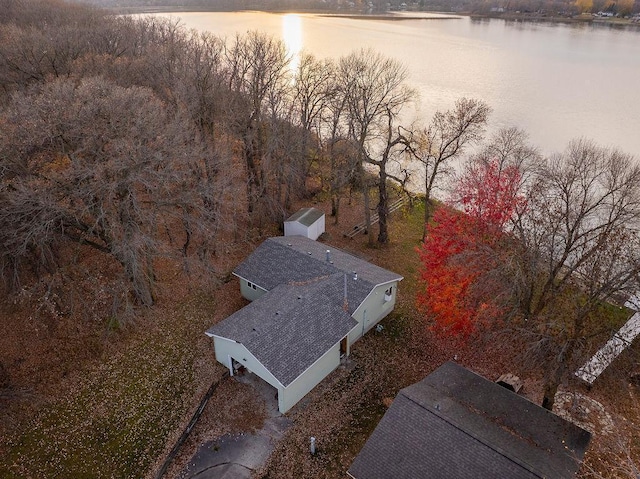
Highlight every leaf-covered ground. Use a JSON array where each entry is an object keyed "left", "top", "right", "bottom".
[{"left": 1, "top": 194, "right": 639, "bottom": 478}]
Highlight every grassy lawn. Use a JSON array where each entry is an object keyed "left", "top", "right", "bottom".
[{"left": 2, "top": 293, "right": 220, "bottom": 479}]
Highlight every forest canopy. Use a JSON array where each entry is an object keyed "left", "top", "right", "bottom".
[{"left": 0, "top": 0, "right": 422, "bottom": 316}]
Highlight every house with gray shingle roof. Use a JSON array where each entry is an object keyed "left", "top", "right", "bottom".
[
  {"left": 348, "top": 362, "right": 591, "bottom": 479},
  {"left": 206, "top": 235, "right": 403, "bottom": 414}
]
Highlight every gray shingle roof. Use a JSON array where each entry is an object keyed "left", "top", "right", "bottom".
[
  {"left": 234, "top": 236, "right": 402, "bottom": 314},
  {"left": 285, "top": 207, "right": 324, "bottom": 227},
  {"left": 348, "top": 362, "right": 591, "bottom": 479},
  {"left": 207, "top": 274, "right": 358, "bottom": 386}
]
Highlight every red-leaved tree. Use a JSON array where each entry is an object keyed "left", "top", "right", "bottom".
[{"left": 417, "top": 157, "right": 525, "bottom": 337}]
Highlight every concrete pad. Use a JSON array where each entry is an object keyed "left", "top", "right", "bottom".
[
  {"left": 178, "top": 433, "right": 269, "bottom": 479},
  {"left": 178, "top": 372, "right": 292, "bottom": 479}
]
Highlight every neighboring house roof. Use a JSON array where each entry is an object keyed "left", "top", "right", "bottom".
[
  {"left": 348, "top": 362, "right": 591, "bottom": 479},
  {"left": 234, "top": 236, "right": 402, "bottom": 314},
  {"left": 285, "top": 207, "right": 324, "bottom": 227},
  {"left": 207, "top": 274, "right": 358, "bottom": 386}
]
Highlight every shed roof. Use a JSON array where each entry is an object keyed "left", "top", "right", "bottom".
[
  {"left": 348, "top": 362, "right": 591, "bottom": 479},
  {"left": 234, "top": 236, "right": 402, "bottom": 314},
  {"left": 207, "top": 274, "right": 358, "bottom": 386},
  {"left": 285, "top": 207, "right": 324, "bottom": 227}
]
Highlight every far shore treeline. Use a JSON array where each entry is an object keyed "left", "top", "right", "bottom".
[{"left": 73, "top": 0, "right": 640, "bottom": 20}]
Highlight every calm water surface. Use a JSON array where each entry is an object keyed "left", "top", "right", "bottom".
[{"left": 152, "top": 12, "right": 640, "bottom": 157}]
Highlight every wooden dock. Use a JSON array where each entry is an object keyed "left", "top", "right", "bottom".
[{"left": 575, "top": 296, "right": 640, "bottom": 384}]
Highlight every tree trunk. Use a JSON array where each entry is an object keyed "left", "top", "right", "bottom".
[
  {"left": 363, "top": 180, "right": 374, "bottom": 246},
  {"left": 422, "top": 191, "right": 434, "bottom": 242},
  {"left": 332, "top": 196, "right": 340, "bottom": 225},
  {"left": 244, "top": 141, "right": 257, "bottom": 214},
  {"left": 541, "top": 379, "right": 559, "bottom": 411},
  {"left": 377, "top": 172, "right": 389, "bottom": 244},
  {"left": 541, "top": 343, "right": 571, "bottom": 410},
  {"left": 243, "top": 123, "right": 264, "bottom": 214}
]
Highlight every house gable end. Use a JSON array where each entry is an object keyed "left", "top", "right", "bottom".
[{"left": 208, "top": 277, "right": 357, "bottom": 387}]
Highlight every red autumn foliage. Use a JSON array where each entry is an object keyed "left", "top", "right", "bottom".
[
  {"left": 457, "top": 159, "right": 527, "bottom": 230},
  {"left": 417, "top": 158, "right": 525, "bottom": 338}
]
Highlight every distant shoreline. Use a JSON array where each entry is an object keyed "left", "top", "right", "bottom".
[
  {"left": 117, "top": 7, "right": 640, "bottom": 29},
  {"left": 317, "top": 14, "right": 462, "bottom": 20},
  {"left": 471, "top": 12, "right": 640, "bottom": 29},
  {"left": 116, "top": 7, "right": 459, "bottom": 19}
]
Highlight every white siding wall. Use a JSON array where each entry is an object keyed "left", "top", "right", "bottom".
[
  {"left": 348, "top": 281, "right": 399, "bottom": 347},
  {"left": 212, "top": 278, "right": 399, "bottom": 415},
  {"left": 238, "top": 278, "right": 268, "bottom": 302},
  {"left": 279, "top": 341, "right": 341, "bottom": 413},
  {"left": 213, "top": 336, "right": 346, "bottom": 414},
  {"left": 284, "top": 216, "right": 325, "bottom": 240},
  {"left": 212, "top": 336, "right": 282, "bottom": 390},
  {"left": 309, "top": 215, "right": 325, "bottom": 240},
  {"left": 284, "top": 221, "right": 308, "bottom": 238}
]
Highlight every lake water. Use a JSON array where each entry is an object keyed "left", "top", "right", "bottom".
[{"left": 150, "top": 11, "right": 640, "bottom": 158}]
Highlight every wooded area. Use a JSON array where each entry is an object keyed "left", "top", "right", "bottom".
[
  {"left": 419, "top": 132, "right": 640, "bottom": 409},
  {"left": 2, "top": 1, "right": 640, "bottom": 477},
  {"left": 0, "top": 0, "right": 496, "bottom": 311},
  {"left": 0, "top": 0, "right": 407, "bottom": 313}
]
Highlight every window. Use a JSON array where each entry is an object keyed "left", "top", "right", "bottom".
[
  {"left": 247, "top": 281, "right": 257, "bottom": 290},
  {"left": 384, "top": 286, "right": 393, "bottom": 302}
]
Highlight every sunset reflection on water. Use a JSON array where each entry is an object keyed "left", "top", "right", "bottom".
[{"left": 282, "top": 14, "right": 303, "bottom": 73}]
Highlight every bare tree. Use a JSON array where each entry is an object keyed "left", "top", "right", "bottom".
[
  {"left": 441, "top": 136, "right": 640, "bottom": 411},
  {"left": 411, "top": 97, "right": 490, "bottom": 239},
  {"left": 290, "top": 53, "right": 336, "bottom": 200},
  {"left": 339, "top": 48, "right": 415, "bottom": 244},
  {"left": 224, "top": 31, "right": 291, "bottom": 215},
  {"left": 0, "top": 0, "right": 121, "bottom": 101},
  {"left": 364, "top": 109, "right": 415, "bottom": 244},
  {"left": 472, "top": 127, "right": 540, "bottom": 172},
  {"left": 508, "top": 139, "right": 640, "bottom": 409},
  {"left": 320, "top": 72, "right": 355, "bottom": 225},
  {"left": 170, "top": 31, "right": 239, "bottom": 260},
  {"left": 0, "top": 77, "right": 218, "bottom": 313}
]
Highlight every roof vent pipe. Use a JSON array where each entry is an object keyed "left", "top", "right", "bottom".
[
  {"left": 353, "top": 271, "right": 358, "bottom": 281},
  {"left": 326, "top": 249, "right": 331, "bottom": 262},
  {"left": 343, "top": 274, "right": 349, "bottom": 312}
]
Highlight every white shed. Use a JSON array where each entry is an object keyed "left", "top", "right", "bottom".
[{"left": 284, "top": 207, "right": 325, "bottom": 240}]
